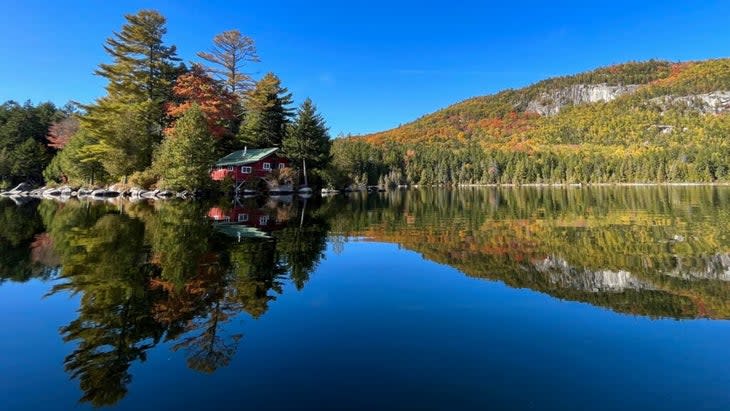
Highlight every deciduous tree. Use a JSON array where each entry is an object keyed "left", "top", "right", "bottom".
[
  {"left": 166, "top": 64, "right": 237, "bottom": 140},
  {"left": 153, "top": 104, "right": 217, "bottom": 191}
]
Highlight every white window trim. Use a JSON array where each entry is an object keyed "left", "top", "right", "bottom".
[
  {"left": 278, "top": 163, "right": 286, "bottom": 169},
  {"left": 238, "top": 213, "right": 249, "bottom": 222},
  {"left": 262, "top": 162, "right": 272, "bottom": 170},
  {"left": 226, "top": 166, "right": 234, "bottom": 171},
  {"left": 259, "top": 215, "right": 269, "bottom": 225},
  {"left": 241, "top": 166, "right": 252, "bottom": 174}
]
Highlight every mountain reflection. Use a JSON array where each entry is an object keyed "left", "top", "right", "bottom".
[{"left": 2, "top": 186, "right": 730, "bottom": 406}]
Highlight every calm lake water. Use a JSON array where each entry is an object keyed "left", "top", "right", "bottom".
[{"left": 2, "top": 187, "right": 730, "bottom": 410}]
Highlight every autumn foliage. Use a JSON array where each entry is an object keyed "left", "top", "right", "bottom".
[
  {"left": 166, "top": 64, "right": 237, "bottom": 139},
  {"left": 46, "top": 117, "right": 79, "bottom": 149}
]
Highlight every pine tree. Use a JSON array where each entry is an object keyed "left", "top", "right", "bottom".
[
  {"left": 95, "top": 10, "right": 180, "bottom": 103},
  {"left": 90, "top": 103, "right": 154, "bottom": 183},
  {"left": 154, "top": 104, "right": 217, "bottom": 191},
  {"left": 283, "top": 98, "right": 331, "bottom": 185},
  {"left": 236, "top": 73, "right": 293, "bottom": 148},
  {"left": 80, "top": 10, "right": 181, "bottom": 182},
  {"left": 197, "top": 29, "right": 260, "bottom": 97}
]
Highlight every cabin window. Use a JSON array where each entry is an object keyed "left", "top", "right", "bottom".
[
  {"left": 226, "top": 166, "right": 234, "bottom": 171},
  {"left": 259, "top": 215, "right": 269, "bottom": 225},
  {"left": 241, "top": 166, "right": 252, "bottom": 174},
  {"left": 278, "top": 163, "right": 286, "bottom": 169},
  {"left": 238, "top": 213, "right": 249, "bottom": 222},
  {"left": 223, "top": 216, "right": 231, "bottom": 222},
  {"left": 262, "top": 162, "right": 272, "bottom": 170}
]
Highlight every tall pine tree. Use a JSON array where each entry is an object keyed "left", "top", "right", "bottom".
[
  {"left": 236, "top": 73, "right": 293, "bottom": 148},
  {"left": 81, "top": 10, "right": 182, "bottom": 182},
  {"left": 197, "top": 29, "right": 260, "bottom": 97},
  {"left": 283, "top": 98, "right": 331, "bottom": 185}
]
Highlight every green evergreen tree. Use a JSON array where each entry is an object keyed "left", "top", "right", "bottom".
[
  {"left": 80, "top": 10, "right": 181, "bottom": 182},
  {"left": 87, "top": 103, "right": 154, "bottom": 183},
  {"left": 283, "top": 98, "right": 331, "bottom": 185},
  {"left": 153, "top": 104, "right": 217, "bottom": 191},
  {"left": 0, "top": 101, "right": 60, "bottom": 187},
  {"left": 55, "top": 130, "right": 108, "bottom": 185},
  {"left": 236, "top": 73, "right": 293, "bottom": 148}
]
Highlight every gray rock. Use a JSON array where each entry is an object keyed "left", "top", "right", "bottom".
[
  {"left": 2, "top": 182, "right": 33, "bottom": 195},
  {"left": 648, "top": 91, "right": 730, "bottom": 114},
  {"left": 525, "top": 83, "right": 641, "bottom": 116},
  {"left": 141, "top": 190, "right": 159, "bottom": 198}
]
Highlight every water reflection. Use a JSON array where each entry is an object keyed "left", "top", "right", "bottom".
[
  {"left": 0, "top": 197, "right": 328, "bottom": 406},
  {"left": 3, "top": 187, "right": 730, "bottom": 406},
  {"left": 320, "top": 187, "right": 730, "bottom": 319}
]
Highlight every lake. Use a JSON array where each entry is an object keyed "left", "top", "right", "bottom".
[{"left": 2, "top": 187, "right": 730, "bottom": 410}]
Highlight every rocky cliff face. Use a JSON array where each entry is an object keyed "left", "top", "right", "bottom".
[
  {"left": 649, "top": 91, "right": 730, "bottom": 114},
  {"left": 534, "top": 256, "right": 655, "bottom": 292},
  {"left": 664, "top": 254, "right": 730, "bottom": 281},
  {"left": 525, "top": 84, "right": 641, "bottom": 116}
]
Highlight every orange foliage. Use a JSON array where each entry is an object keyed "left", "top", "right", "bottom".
[
  {"left": 166, "top": 64, "right": 237, "bottom": 139},
  {"left": 46, "top": 117, "right": 79, "bottom": 149}
]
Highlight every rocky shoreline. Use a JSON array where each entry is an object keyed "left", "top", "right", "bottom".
[{"left": 0, "top": 183, "right": 195, "bottom": 201}]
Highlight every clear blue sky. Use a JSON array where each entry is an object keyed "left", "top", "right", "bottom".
[{"left": 1, "top": 0, "right": 728, "bottom": 136}]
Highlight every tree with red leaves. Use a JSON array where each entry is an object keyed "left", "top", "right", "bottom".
[
  {"left": 46, "top": 116, "right": 79, "bottom": 149},
  {"left": 166, "top": 64, "right": 237, "bottom": 140}
]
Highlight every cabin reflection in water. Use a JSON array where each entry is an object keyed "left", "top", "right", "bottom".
[{"left": 208, "top": 197, "right": 296, "bottom": 239}]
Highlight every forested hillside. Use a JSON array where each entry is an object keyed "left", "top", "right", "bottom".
[{"left": 329, "top": 59, "right": 730, "bottom": 186}]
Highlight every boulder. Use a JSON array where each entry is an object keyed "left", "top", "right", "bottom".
[
  {"left": 9, "top": 182, "right": 32, "bottom": 193},
  {"left": 141, "top": 190, "right": 159, "bottom": 199},
  {"left": 129, "top": 187, "right": 146, "bottom": 197},
  {"left": 2, "top": 182, "right": 33, "bottom": 196}
]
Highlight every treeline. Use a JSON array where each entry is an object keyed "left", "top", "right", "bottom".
[
  {"left": 0, "top": 10, "right": 331, "bottom": 191},
  {"left": 326, "top": 59, "right": 730, "bottom": 187},
  {"left": 0, "top": 101, "right": 76, "bottom": 189}
]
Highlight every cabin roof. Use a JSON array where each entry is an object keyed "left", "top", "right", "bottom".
[
  {"left": 214, "top": 223, "right": 271, "bottom": 239},
  {"left": 215, "top": 147, "right": 280, "bottom": 166}
]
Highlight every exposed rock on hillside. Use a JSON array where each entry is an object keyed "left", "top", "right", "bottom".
[
  {"left": 535, "top": 256, "right": 655, "bottom": 292},
  {"left": 649, "top": 91, "right": 730, "bottom": 114},
  {"left": 526, "top": 84, "right": 641, "bottom": 115}
]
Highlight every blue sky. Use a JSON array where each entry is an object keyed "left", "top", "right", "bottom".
[{"left": 1, "top": 1, "right": 729, "bottom": 135}]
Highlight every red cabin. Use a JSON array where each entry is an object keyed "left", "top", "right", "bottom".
[{"left": 210, "top": 147, "right": 290, "bottom": 184}]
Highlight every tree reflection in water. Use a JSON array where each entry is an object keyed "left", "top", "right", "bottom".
[
  {"left": 0, "top": 197, "right": 328, "bottom": 406},
  {"left": 4, "top": 186, "right": 730, "bottom": 406}
]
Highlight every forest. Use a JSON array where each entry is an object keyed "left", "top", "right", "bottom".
[
  {"left": 0, "top": 10, "right": 331, "bottom": 192},
  {"left": 328, "top": 59, "right": 730, "bottom": 187},
  {"left": 3, "top": 10, "right": 730, "bottom": 192}
]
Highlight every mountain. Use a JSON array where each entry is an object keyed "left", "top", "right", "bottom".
[
  {"left": 320, "top": 188, "right": 730, "bottom": 319},
  {"left": 330, "top": 58, "right": 730, "bottom": 185}
]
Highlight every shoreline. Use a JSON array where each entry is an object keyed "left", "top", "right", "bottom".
[{"left": 449, "top": 182, "right": 730, "bottom": 188}]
